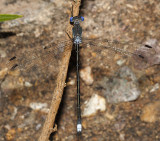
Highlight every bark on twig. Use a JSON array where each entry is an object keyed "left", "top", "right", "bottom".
[{"left": 38, "top": 1, "right": 81, "bottom": 141}]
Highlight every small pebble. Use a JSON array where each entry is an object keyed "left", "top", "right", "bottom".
[
  {"left": 105, "top": 112, "right": 115, "bottom": 120},
  {"left": 0, "top": 49, "right": 6, "bottom": 58},
  {"left": 0, "top": 68, "right": 8, "bottom": 79},
  {"left": 10, "top": 107, "right": 17, "bottom": 120},
  {"left": 119, "top": 133, "right": 125, "bottom": 141},
  {"left": 140, "top": 101, "right": 160, "bottom": 122},
  {"left": 4, "top": 124, "right": 11, "bottom": 130},
  {"left": 34, "top": 28, "right": 42, "bottom": 37},
  {"left": 1, "top": 76, "right": 24, "bottom": 90},
  {"left": 6, "top": 129, "right": 16, "bottom": 141},
  {"left": 80, "top": 66, "right": 94, "bottom": 85},
  {"left": 82, "top": 94, "right": 106, "bottom": 117},
  {"left": 150, "top": 83, "right": 159, "bottom": 93},
  {"left": 29, "top": 102, "right": 48, "bottom": 113},
  {"left": 67, "top": 79, "right": 75, "bottom": 86},
  {"left": 24, "top": 81, "right": 33, "bottom": 87},
  {"left": 114, "top": 121, "right": 126, "bottom": 131},
  {"left": 116, "top": 59, "right": 126, "bottom": 66},
  {"left": 19, "top": 112, "right": 36, "bottom": 128},
  {"left": 36, "top": 124, "right": 42, "bottom": 130}
]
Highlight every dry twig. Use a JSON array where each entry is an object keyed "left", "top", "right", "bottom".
[{"left": 38, "top": 1, "right": 81, "bottom": 141}]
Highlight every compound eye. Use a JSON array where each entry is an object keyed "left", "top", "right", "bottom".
[
  {"left": 81, "top": 16, "right": 84, "bottom": 21},
  {"left": 70, "top": 17, "right": 73, "bottom": 22}
]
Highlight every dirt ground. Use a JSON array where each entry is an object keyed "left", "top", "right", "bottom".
[{"left": 0, "top": 0, "right": 160, "bottom": 141}]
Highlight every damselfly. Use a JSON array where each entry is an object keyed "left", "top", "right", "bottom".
[{"left": 6, "top": 16, "right": 157, "bottom": 133}]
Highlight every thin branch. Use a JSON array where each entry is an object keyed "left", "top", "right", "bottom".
[{"left": 38, "top": 1, "right": 81, "bottom": 141}]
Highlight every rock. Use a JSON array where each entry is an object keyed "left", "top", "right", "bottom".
[
  {"left": 0, "top": 68, "right": 8, "bottom": 79},
  {"left": 24, "top": 81, "right": 33, "bottom": 87},
  {"left": 19, "top": 111, "right": 36, "bottom": 128},
  {"left": 67, "top": 79, "right": 75, "bottom": 86},
  {"left": 82, "top": 94, "right": 106, "bottom": 117},
  {"left": 96, "top": 66, "right": 140, "bottom": 103},
  {"left": 1, "top": 76, "right": 24, "bottom": 90},
  {"left": 80, "top": 66, "right": 94, "bottom": 85},
  {"left": 0, "top": 49, "right": 6, "bottom": 58},
  {"left": 105, "top": 112, "right": 115, "bottom": 120},
  {"left": 119, "top": 133, "right": 125, "bottom": 141},
  {"left": 140, "top": 101, "right": 160, "bottom": 122},
  {"left": 35, "top": 124, "right": 42, "bottom": 130},
  {"left": 5, "top": 128, "right": 16, "bottom": 141},
  {"left": 150, "top": 83, "right": 159, "bottom": 93},
  {"left": 4, "top": 124, "right": 11, "bottom": 130},
  {"left": 116, "top": 59, "right": 126, "bottom": 66},
  {"left": 29, "top": 102, "right": 49, "bottom": 113},
  {"left": 10, "top": 107, "right": 17, "bottom": 120}
]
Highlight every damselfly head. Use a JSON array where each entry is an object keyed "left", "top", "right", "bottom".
[
  {"left": 81, "top": 16, "right": 84, "bottom": 21},
  {"left": 70, "top": 17, "right": 74, "bottom": 22},
  {"left": 70, "top": 16, "right": 84, "bottom": 23}
]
